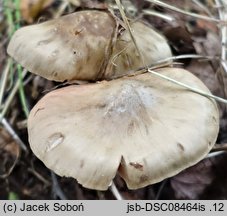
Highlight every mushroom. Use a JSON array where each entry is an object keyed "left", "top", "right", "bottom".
[
  {"left": 7, "top": 10, "right": 117, "bottom": 81},
  {"left": 27, "top": 67, "right": 219, "bottom": 190},
  {"left": 7, "top": 10, "right": 172, "bottom": 82}
]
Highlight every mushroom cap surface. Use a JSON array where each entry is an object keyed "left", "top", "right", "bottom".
[
  {"left": 105, "top": 22, "right": 172, "bottom": 79},
  {"left": 27, "top": 68, "right": 219, "bottom": 190},
  {"left": 7, "top": 10, "right": 116, "bottom": 81},
  {"left": 7, "top": 11, "right": 172, "bottom": 82}
]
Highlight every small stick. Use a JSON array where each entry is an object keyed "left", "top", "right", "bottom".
[
  {"left": 51, "top": 172, "right": 67, "bottom": 200},
  {"left": 155, "top": 179, "right": 168, "bottom": 200},
  {"left": 215, "top": 0, "right": 227, "bottom": 73},
  {"left": 145, "top": 0, "right": 222, "bottom": 23},
  {"left": 192, "top": 0, "right": 214, "bottom": 17},
  {"left": 212, "top": 143, "right": 227, "bottom": 151},
  {"left": 0, "top": 59, "right": 11, "bottom": 107},
  {"left": 206, "top": 151, "right": 226, "bottom": 159},
  {"left": 28, "top": 168, "right": 51, "bottom": 186},
  {"left": 143, "top": 9, "right": 175, "bottom": 22},
  {"left": 1, "top": 117, "right": 28, "bottom": 152},
  {"left": 110, "top": 182, "right": 124, "bottom": 200},
  {"left": 53, "top": 1, "right": 69, "bottom": 19}
]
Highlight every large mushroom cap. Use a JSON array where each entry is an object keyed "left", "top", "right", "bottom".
[
  {"left": 7, "top": 10, "right": 172, "bottom": 82},
  {"left": 7, "top": 10, "right": 116, "bottom": 81},
  {"left": 105, "top": 22, "right": 172, "bottom": 79},
  {"left": 28, "top": 68, "right": 219, "bottom": 190}
]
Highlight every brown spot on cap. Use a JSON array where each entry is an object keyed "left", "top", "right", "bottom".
[
  {"left": 140, "top": 175, "right": 149, "bottom": 183},
  {"left": 80, "top": 160, "right": 84, "bottom": 168},
  {"left": 129, "top": 162, "right": 143, "bottom": 171},
  {"left": 177, "top": 143, "right": 185, "bottom": 152}
]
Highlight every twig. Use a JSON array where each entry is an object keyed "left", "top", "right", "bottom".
[
  {"left": 0, "top": 69, "right": 27, "bottom": 122},
  {"left": 28, "top": 167, "right": 51, "bottom": 186},
  {"left": 109, "top": 2, "right": 137, "bottom": 15},
  {"left": 212, "top": 143, "right": 227, "bottom": 151},
  {"left": 0, "top": 59, "right": 11, "bottom": 107},
  {"left": 53, "top": 0, "right": 69, "bottom": 19},
  {"left": 205, "top": 151, "right": 226, "bottom": 159},
  {"left": 51, "top": 172, "right": 67, "bottom": 200},
  {"left": 215, "top": 0, "right": 227, "bottom": 74},
  {"left": 0, "top": 117, "right": 28, "bottom": 152},
  {"left": 192, "top": 0, "right": 214, "bottom": 17},
  {"left": 143, "top": 9, "right": 175, "bottom": 22},
  {"left": 110, "top": 182, "right": 124, "bottom": 200},
  {"left": 155, "top": 179, "right": 168, "bottom": 200},
  {"left": 145, "top": 0, "right": 222, "bottom": 23}
]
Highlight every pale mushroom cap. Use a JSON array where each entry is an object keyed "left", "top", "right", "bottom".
[
  {"left": 7, "top": 10, "right": 116, "bottom": 81},
  {"left": 105, "top": 22, "right": 172, "bottom": 78},
  {"left": 28, "top": 68, "right": 219, "bottom": 190}
]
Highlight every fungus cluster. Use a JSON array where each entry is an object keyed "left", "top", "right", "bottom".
[{"left": 7, "top": 10, "right": 219, "bottom": 190}]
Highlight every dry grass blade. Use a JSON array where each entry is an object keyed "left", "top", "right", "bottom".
[
  {"left": 143, "top": 9, "right": 175, "bottom": 22},
  {"left": 192, "top": 0, "right": 213, "bottom": 17},
  {"left": 0, "top": 59, "right": 11, "bottom": 108},
  {"left": 212, "top": 143, "right": 227, "bottom": 152},
  {"left": 27, "top": 167, "right": 51, "bottom": 186},
  {"left": 53, "top": 0, "right": 69, "bottom": 18},
  {"left": 114, "top": 0, "right": 146, "bottom": 68},
  {"left": 147, "top": 68, "right": 227, "bottom": 104},
  {"left": 51, "top": 171, "right": 67, "bottom": 200},
  {"left": 146, "top": 0, "right": 222, "bottom": 23},
  {"left": 0, "top": 69, "right": 27, "bottom": 122},
  {"left": 110, "top": 182, "right": 124, "bottom": 200},
  {"left": 152, "top": 54, "right": 219, "bottom": 65},
  {"left": 1, "top": 118, "right": 28, "bottom": 152},
  {"left": 215, "top": 0, "right": 227, "bottom": 74},
  {"left": 206, "top": 151, "right": 225, "bottom": 159}
]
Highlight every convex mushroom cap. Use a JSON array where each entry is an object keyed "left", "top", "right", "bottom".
[
  {"left": 105, "top": 22, "right": 172, "bottom": 79},
  {"left": 7, "top": 10, "right": 172, "bottom": 82},
  {"left": 7, "top": 10, "right": 116, "bottom": 81},
  {"left": 27, "top": 68, "right": 219, "bottom": 190}
]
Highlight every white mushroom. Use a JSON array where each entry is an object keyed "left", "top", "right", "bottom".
[
  {"left": 27, "top": 68, "right": 219, "bottom": 190},
  {"left": 7, "top": 10, "right": 116, "bottom": 81},
  {"left": 105, "top": 22, "right": 172, "bottom": 79},
  {"left": 7, "top": 10, "right": 172, "bottom": 82}
]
